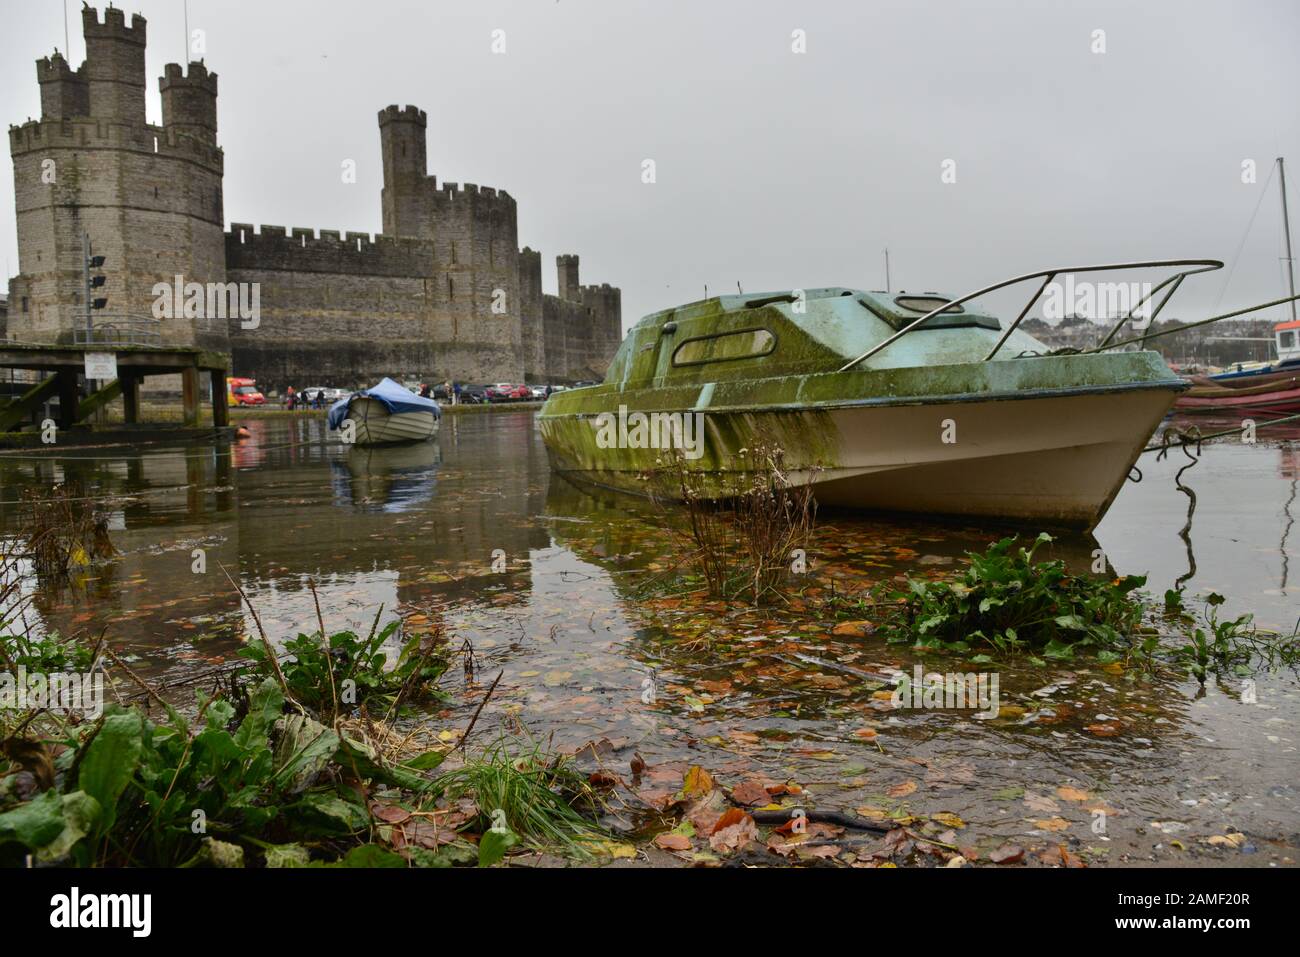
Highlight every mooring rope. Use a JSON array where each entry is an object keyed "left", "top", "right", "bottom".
[{"left": 1142, "top": 411, "right": 1300, "bottom": 454}]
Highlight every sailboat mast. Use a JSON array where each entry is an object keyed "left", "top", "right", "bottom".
[
  {"left": 1280, "top": 157, "right": 1297, "bottom": 323},
  {"left": 884, "top": 248, "right": 891, "bottom": 293}
]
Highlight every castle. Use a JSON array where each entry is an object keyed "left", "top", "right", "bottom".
[{"left": 6, "top": 5, "right": 622, "bottom": 388}]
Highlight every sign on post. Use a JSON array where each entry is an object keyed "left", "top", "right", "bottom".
[{"left": 84, "top": 352, "right": 118, "bottom": 380}]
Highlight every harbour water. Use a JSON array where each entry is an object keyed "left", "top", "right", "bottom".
[{"left": 1, "top": 410, "right": 1296, "bottom": 866}]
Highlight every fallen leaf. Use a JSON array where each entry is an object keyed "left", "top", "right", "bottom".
[
  {"left": 1033, "top": 817, "right": 1071, "bottom": 832},
  {"left": 1056, "top": 786, "right": 1091, "bottom": 802},
  {"left": 653, "top": 833, "right": 692, "bottom": 851},
  {"left": 730, "top": 780, "right": 771, "bottom": 807},
  {"left": 887, "top": 780, "right": 917, "bottom": 798},
  {"left": 681, "top": 765, "right": 714, "bottom": 798},
  {"left": 989, "top": 843, "right": 1024, "bottom": 864},
  {"left": 1085, "top": 723, "right": 1121, "bottom": 737},
  {"left": 1206, "top": 833, "right": 1247, "bottom": 849},
  {"left": 709, "top": 811, "right": 758, "bottom": 853}
]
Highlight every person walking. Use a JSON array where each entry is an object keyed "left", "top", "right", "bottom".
[
  {"left": 452, "top": 381, "right": 460, "bottom": 406},
  {"left": 285, "top": 385, "right": 296, "bottom": 411}
]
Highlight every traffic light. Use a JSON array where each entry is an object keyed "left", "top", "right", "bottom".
[
  {"left": 83, "top": 243, "right": 108, "bottom": 314},
  {"left": 87, "top": 254, "right": 106, "bottom": 310}
]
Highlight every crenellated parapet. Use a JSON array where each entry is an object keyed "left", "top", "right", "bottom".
[
  {"left": 8, "top": 117, "right": 224, "bottom": 173},
  {"left": 378, "top": 104, "right": 427, "bottom": 127},
  {"left": 225, "top": 224, "right": 435, "bottom": 277},
  {"left": 81, "top": 5, "right": 147, "bottom": 41}
]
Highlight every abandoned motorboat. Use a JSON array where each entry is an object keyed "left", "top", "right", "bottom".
[
  {"left": 327, "top": 377, "right": 440, "bottom": 445},
  {"left": 538, "top": 260, "right": 1256, "bottom": 530}
]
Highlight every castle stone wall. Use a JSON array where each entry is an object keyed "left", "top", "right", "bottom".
[{"left": 7, "top": 6, "right": 622, "bottom": 391}]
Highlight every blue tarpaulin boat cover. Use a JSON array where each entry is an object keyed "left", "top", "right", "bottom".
[{"left": 328, "top": 378, "right": 441, "bottom": 430}]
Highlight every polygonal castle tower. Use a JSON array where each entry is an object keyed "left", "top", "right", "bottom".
[
  {"left": 7, "top": 6, "right": 622, "bottom": 388},
  {"left": 7, "top": 5, "right": 227, "bottom": 354}
]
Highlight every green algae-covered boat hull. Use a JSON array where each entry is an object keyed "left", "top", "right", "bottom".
[
  {"left": 539, "top": 351, "right": 1183, "bottom": 529},
  {"left": 538, "top": 282, "right": 1190, "bottom": 529}
]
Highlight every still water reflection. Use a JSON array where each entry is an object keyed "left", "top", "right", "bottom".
[{"left": 0, "top": 411, "right": 1296, "bottom": 865}]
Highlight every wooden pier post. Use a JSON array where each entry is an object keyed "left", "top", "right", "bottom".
[
  {"left": 181, "top": 367, "right": 201, "bottom": 427},
  {"left": 121, "top": 373, "right": 141, "bottom": 424},
  {"left": 210, "top": 370, "right": 229, "bottom": 427},
  {"left": 55, "top": 370, "right": 80, "bottom": 429}
]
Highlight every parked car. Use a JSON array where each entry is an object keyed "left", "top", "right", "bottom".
[
  {"left": 300, "top": 386, "right": 345, "bottom": 406},
  {"left": 530, "top": 385, "right": 549, "bottom": 399},
  {"left": 486, "top": 383, "right": 531, "bottom": 402},
  {"left": 459, "top": 384, "right": 490, "bottom": 404}
]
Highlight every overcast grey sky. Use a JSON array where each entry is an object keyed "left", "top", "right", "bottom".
[{"left": 4, "top": 0, "right": 1299, "bottom": 331}]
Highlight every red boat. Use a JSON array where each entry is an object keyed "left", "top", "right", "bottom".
[
  {"left": 1174, "top": 319, "right": 1300, "bottom": 414},
  {"left": 1174, "top": 375, "right": 1300, "bottom": 415}
]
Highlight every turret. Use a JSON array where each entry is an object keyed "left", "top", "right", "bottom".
[
  {"left": 160, "top": 62, "right": 218, "bottom": 146},
  {"left": 379, "top": 104, "right": 429, "bottom": 238},
  {"left": 82, "top": 5, "right": 147, "bottom": 124},
  {"left": 557, "top": 254, "right": 580, "bottom": 301},
  {"left": 36, "top": 51, "right": 89, "bottom": 119}
]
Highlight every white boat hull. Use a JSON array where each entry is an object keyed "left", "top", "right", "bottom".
[
  {"left": 796, "top": 387, "right": 1169, "bottom": 525},
  {"left": 541, "top": 384, "right": 1176, "bottom": 530},
  {"left": 344, "top": 397, "right": 438, "bottom": 445}
]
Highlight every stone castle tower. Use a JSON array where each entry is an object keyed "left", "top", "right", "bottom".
[
  {"left": 7, "top": 6, "right": 227, "bottom": 354},
  {"left": 7, "top": 6, "right": 622, "bottom": 387}
]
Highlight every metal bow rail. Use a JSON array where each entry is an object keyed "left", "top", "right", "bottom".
[{"left": 839, "top": 258, "right": 1233, "bottom": 371}]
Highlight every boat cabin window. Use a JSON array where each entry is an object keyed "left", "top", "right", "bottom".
[
  {"left": 1280, "top": 331, "right": 1297, "bottom": 350},
  {"left": 671, "top": 328, "right": 776, "bottom": 367},
  {"left": 894, "top": 295, "right": 964, "bottom": 314}
]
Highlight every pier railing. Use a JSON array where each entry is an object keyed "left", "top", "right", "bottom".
[{"left": 72, "top": 315, "right": 164, "bottom": 348}]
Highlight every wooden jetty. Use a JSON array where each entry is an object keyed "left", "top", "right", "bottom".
[{"left": 0, "top": 342, "right": 229, "bottom": 437}]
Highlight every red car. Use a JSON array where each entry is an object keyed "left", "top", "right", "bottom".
[{"left": 486, "top": 383, "right": 531, "bottom": 402}]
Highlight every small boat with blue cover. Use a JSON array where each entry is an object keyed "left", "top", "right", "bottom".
[{"left": 328, "top": 377, "right": 440, "bottom": 445}]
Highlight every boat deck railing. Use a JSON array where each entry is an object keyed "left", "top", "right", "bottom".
[{"left": 839, "top": 259, "right": 1227, "bottom": 371}]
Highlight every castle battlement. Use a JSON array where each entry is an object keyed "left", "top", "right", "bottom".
[
  {"left": 434, "top": 182, "right": 515, "bottom": 205},
  {"left": 37, "top": 52, "right": 81, "bottom": 82},
  {"left": 229, "top": 223, "right": 428, "bottom": 247},
  {"left": 8, "top": 117, "right": 223, "bottom": 168},
  {"left": 82, "top": 5, "right": 146, "bottom": 42},
  {"left": 160, "top": 61, "right": 219, "bottom": 95},
  {"left": 378, "top": 104, "right": 427, "bottom": 126},
  {"left": 225, "top": 223, "right": 435, "bottom": 278}
]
